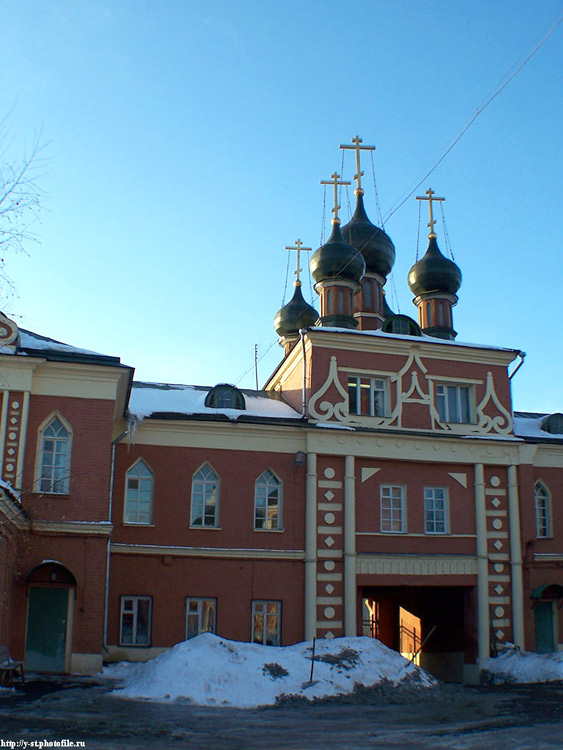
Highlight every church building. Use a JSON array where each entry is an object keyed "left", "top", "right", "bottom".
[{"left": 1, "top": 137, "right": 562, "bottom": 683}]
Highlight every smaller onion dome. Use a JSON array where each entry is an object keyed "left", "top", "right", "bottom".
[
  {"left": 407, "top": 235, "right": 462, "bottom": 297},
  {"left": 274, "top": 283, "right": 318, "bottom": 337},
  {"left": 309, "top": 222, "right": 365, "bottom": 284},
  {"left": 341, "top": 194, "right": 395, "bottom": 277}
]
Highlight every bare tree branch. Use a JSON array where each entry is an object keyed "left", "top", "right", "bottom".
[{"left": 0, "top": 115, "right": 48, "bottom": 307}]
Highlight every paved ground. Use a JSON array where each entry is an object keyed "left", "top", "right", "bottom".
[{"left": 1, "top": 675, "right": 563, "bottom": 749}]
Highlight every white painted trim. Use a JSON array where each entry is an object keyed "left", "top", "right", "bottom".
[
  {"left": 344, "top": 455, "right": 356, "bottom": 637},
  {"left": 305, "top": 452, "right": 317, "bottom": 640},
  {"left": 111, "top": 542, "right": 304, "bottom": 560},
  {"left": 508, "top": 464, "right": 524, "bottom": 649},
  {"left": 474, "top": 464, "right": 489, "bottom": 666}
]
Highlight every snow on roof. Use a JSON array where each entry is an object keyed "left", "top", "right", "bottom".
[
  {"left": 312, "top": 326, "right": 521, "bottom": 355},
  {"left": 17, "top": 328, "right": 107, "bottom": 357},
  {"left": 105, "top": 633, "right": 434, "bottom": 707},
  {"left": 482, "top": 646, "right": 563, "bottom": 684},
  {"left": 513, "top": 413, "right": 563, "bottom": 441},
  {"left": 129, "top": 382, "right": 302, "bottom": 421}
]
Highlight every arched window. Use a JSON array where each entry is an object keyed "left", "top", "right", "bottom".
[
  {"left": 426, "top": 302, "right": 432, "bottom": 327},
  {"left": 191, "top": 464, "right": 219, "bottom": 527},
  {"left": 124, "top": 460, "right": 154, "bottom": 524},
  {"left": 438, "top": 301, "right": 445, "bottom": 326},
  {"left": 338, "top": 289, "right": 345, "bottom": 314},
  {"left": 326, "top": 289, "right": 332, "bottom": 314},
  {"left": 205, "top": 384, "right": 245, "bottom": 410},
  {"left": 37, "top": 414, "right": 72, "bottom": 494},
  {"left": 254, "top": 469, "right": 282, "bottom": 530},
  {"left": 535, "top": 482, "right": 552, "bottom": 538}
]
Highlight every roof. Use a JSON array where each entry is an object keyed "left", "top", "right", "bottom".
[
  {"left": 128, "top": 382, "right": 303, "bottom": 422},
  {"left": 7, "top": 328, "right": 124, "bottom": 366},
  {"left": 513, "top": 412, "right": 563, "bottom": 442}
]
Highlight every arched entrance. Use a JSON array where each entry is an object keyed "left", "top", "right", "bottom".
[
  {"left": 532, "top": 583, "right": 563, "bottom": 654},
  {"left": 24, "top": 561, "right": 76, "bottom": 673}
]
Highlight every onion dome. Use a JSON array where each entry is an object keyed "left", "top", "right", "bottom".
[
  {"left": 274, "top": 283, "right": 318, "bottom": 337},
  {"left": 309, "top": 222, "right": 366, "bottom": 284},
  {"left": 407, "top": 235, "right": 462, "bottom": 297},
  {"left": 341, "top": 194, "right": 395, "bottom": 277}
]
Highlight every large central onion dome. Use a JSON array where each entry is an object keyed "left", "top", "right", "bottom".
[
  {"left": 274, "top": 283, "right": 318, "bottom": 337},
  {"left": 309, "top": 221, "right": 365, "bottom": 284},
  {"left": 340, "top": 193, "right": 395, "bottom": 277},
  {"left": 407, "top": 235, "right": 462, "bottom": 297}
]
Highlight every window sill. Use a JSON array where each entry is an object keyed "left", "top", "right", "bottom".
[
  {"left": 123, "top": 523, "right": 155, "bottom": 528},
  {"left": 33, "top": 491, "right": 70, "bottom": 498},
  {"left": 253, "top": 528, "right": 285, "bottom": 533},
  {"left": 189, "top": 525, "right": 222, "bottom": 530}
]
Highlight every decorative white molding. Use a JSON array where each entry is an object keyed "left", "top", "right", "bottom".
[
  {"left": 308, "top": 356, "right": 350, "bottom": 422},
  {"left": 361, "top": 467, "right": 381, "bottom": 483},
  {"left": 475, "top": 372, "right": 513, "bottom": 435},
  {"left": 448, "top": 472, "right": 468, "bottom": 488},
  {"left": 356, "top": 554, "right": 477, "bottom": 576}
]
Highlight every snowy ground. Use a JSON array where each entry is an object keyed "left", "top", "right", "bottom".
[
  {"left": 103, "top": 633, "right": 434, "bottom": 707},
  {"left": 482, "top": 646, "right": 563, "bottom": 684}
]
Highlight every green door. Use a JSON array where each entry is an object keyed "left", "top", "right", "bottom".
[
  {"left": 25, "top": 587, "right": 70, "bottom": 672},
  {"left": 534, "top": 601, "right": 556, "bottom": 654}
]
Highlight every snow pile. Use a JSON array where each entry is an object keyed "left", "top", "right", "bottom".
[
  {"left": 482, "top": 647, "right": 563, "bottom": 684},
  {"left": 106, "top": 633, "right": 434, "bottom": 707}
]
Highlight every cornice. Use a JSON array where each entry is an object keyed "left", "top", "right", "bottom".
[
  {"left": 111, "top": 542, "right": 305, "bottom": 560},
  {"left": 30, "top": 520, "right": 113, "bottom": 536},
  {"left": 306, "top": 329, "right": 519, "bottom": 367}
]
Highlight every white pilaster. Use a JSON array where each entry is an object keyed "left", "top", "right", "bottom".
[
  {"left": 474, "top": 463, "right": 490, "bottom": 664},
  {"left": 344, "top": 455, "right": 356, "bottom": 636},
  {"left": 508, "top": 464, "right": 525, "bottom": 649},
  {"left": 305, "top": 452, "right": 317, "bottom": 640}
]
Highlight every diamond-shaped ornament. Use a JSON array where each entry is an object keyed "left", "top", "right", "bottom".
[
  {"left": 495, "top": 630, "right": 505, "bottom": 640},
  {"left": 324, "top": 490, "right": 335, "bottom": 501},
  {"left": 494, "top": 540, "right": 503, "bottom": 550},
  {"left": 494, "top": 584, "right": 504, "bottom": 595},
  {"left": 324, "top": 536, "right": 335, "bottom": 547},
  {"left": 325, "top": 631, "right": 334, "bottom": 639},
  {"left": 325, "top": 584, "right": 335, "bottom": 594},
  {"left": 491, "top": 498, "right": 501, "bottom": 508}
]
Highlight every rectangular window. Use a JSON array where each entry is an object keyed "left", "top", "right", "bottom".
[
  {"left": 348, "top": 376, "right": 387, "bottom": 417},
  {"left": 251, "top": 600, "right": 281, "bottom": 646},
  {"left": 120, "top": 596, "right": 151, "bottom": 646},
  {"left": 380, "top": 485, "right": 405, "bottom": 533},
  {"left": 424, "top": 487, "right": 449, "bottom": 534},
  {"left": 186, "top": 598, "right": 216, "bottom": 639},
  {"left": 436, "top": 384, "right": 471, "bottom": 424}
]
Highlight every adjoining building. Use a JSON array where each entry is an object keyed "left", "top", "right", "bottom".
[{"left": 1, "top": 140, "right": 561, "bottom": 682}]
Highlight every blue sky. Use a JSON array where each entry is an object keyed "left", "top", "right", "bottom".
[{"left": 2, "top": 0, "right": 562, "bottom": 412}]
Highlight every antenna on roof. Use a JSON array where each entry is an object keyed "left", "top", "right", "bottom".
[{"left": 254, "top": 344, "right": 259, "bottom": 390}]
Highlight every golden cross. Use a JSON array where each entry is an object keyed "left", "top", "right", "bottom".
[
  {"left": 320, "top": 172, "right": 351, "bottom": 224},
  {"left": 415, "top": 188, "right": 445, "bottom": 237},
  {"left": 340, "top": 135, "right": 375, "bottom": 195},
  {"left": 285, "top": 239, "right": 311, "bottom": 284}
]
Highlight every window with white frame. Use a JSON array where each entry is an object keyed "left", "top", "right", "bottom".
[
  {"left": 186, "top": 598, "right": 216, "bottom": 639},
  {"left": 436, "top": 384, "right": 471, "bottom": 424},
  {"left": 37, "top": 415, "right": 72, "bottom": 494},
  {"left": 380, "top": 485, "right": 406, "bottom": 532},
  {"left": 254, "top": 470, "right": 282, "bottom": 530},
  {"left": 251, "top": 600, "right": 281, "bottom": 646},
  {"left": 124, "top": 460, "right": 153, "bottom": 524},
  {"left": 119, "top": 596, "right": 151, "bottom": 646},
  {"left": 348, "top": 376, "right": 387, "bottom": 417},
  {"left": 424, "top": 487, "right": 449, "bottom": 534},
  {"left": 534, "top": 482, "right": 552, "bottom": 538},
  {"left": 190, "top": 464, "right": 219, "bottom": 527}
]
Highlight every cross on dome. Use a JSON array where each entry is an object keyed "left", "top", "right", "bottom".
[
  {"left": 415, "top": 188, "right": 445, "bottom": 238},
  {"left": 285, "top": 239, "right": 311, "bottom": 285},
  {"left": 340, "top": 135, "right": 375, "bottom": 195},
  {"left": 320, "top": 172, "right": 351, "bottom": 224}
]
